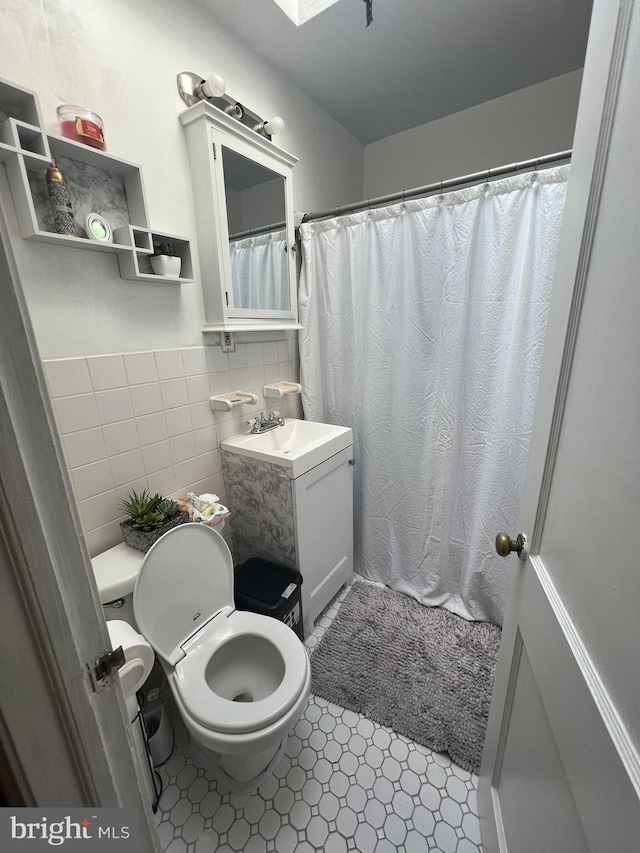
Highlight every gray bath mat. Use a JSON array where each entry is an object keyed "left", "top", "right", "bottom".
[{"left": 310, "top": 582, "right": 501, "bottom": 773}]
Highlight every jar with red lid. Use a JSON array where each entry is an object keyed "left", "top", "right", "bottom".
[{"left": 56, "top": 105, "right": 106, "bottom": 151}]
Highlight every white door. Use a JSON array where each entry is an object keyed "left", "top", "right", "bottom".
[
  {"left": 479, "top": 1, "right": 640, "bottom": 850},
  {"left": 0, "top": 189, "right": 159, "bottom": 852}
]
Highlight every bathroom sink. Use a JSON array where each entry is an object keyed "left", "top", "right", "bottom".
[{"left": 221, "top": 418, "right": 353, "bottom": 478}]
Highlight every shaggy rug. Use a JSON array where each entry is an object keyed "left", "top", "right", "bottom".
[{"left": 310, "top": 582, "right": 501, "bottom": 773}]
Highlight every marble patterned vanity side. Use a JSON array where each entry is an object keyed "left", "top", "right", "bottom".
[
  {"left": 28, "top": 155, "right": 130, "bottom": 235},
  {"left": 221, "top": 450, "right": 297, "bottom": 569}
]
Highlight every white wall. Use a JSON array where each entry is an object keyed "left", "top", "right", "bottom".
[
  {"left": 364, "top": 71, "right": 582, "bottom": 198},
  {"left": 0, "top": 0, "right": 363, "bottom": 359}
]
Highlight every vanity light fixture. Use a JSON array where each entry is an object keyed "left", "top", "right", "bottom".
[{"left": 177, "top": 72, "right": 285, "bottom": 140}]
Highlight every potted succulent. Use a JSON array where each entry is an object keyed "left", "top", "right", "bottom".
[
  {"left": 150, "top": 242, "right": 182, "bottom": 277},
  {"left": 119, "top": 489, "right": 190, "bottom": 553}
]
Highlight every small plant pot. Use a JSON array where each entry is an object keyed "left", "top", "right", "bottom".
[
  {"left": 150, "top": 255, "right": 181, "bottom": 278},
  {"left": 120, "top": 510, "right": 190, "bottom": 553}
]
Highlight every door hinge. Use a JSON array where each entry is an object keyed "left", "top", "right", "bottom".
[
  {"left": 212, "top": 142, "right": 217, "bottom": 160},
  {"left": 87, "top": 645, "right": 125, "bottom": 692}
]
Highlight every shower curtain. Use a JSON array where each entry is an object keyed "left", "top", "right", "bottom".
[
  {"left": 299, "top": 166, "right": 569, "bottom": 625},
  {"left": 229, "top": 229, "right": 288, "bottom": 310}
]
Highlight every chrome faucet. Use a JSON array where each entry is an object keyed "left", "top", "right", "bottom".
[{"left": 246, "top": 410, "right": 285, "bottom": 434}]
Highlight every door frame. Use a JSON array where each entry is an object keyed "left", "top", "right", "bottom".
[
  {"left": 479, "top": 0, "right": 640, "bottom": 849},
  {"left": 0, "top": 188, "right": 160, "bottom": 851}
]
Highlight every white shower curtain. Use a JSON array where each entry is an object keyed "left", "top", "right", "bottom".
[
  {"left": 299, "top": 166, "right": 569, "bottom": 625},
  {"left": 229, "top": 229, "right": 288, "bottom": 310}
]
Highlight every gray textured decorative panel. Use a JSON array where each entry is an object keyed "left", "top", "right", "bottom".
[
  {"left": 222, "top": 450, "right": 297, "bottom": 569},
  {"left": 28, "top": 155, "right": 130, "bottom": 235}
]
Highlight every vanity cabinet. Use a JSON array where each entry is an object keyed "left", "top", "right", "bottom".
[
  {"left": 221, "top": 446, "right": 354, "bottom": 637},
  {"left": 180, "top": 101, "right": 300, "bottom": 333}
]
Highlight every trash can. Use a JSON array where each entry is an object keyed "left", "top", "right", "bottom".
[{"left": 234, "top": 558, "right": 304, "bottom": 640}]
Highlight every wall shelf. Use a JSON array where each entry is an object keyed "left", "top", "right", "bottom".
[
  {"left": 264, "top": 381, "right": 302, "bottom": 399},
  {"left": 0, "top": 75, "right": 194, "bottom": 285},
  {"left": 210, "top": 391, "right": 258, "bottom": 412}
]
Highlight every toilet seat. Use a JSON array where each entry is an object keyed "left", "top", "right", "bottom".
[
  {"left": 133, "top": 523, "right": 309, "bottom": 736},
  {"left": 174, "top": 610, "right": 308, "bottom": 734},
  {"left": 134, "top": 523, "right": 235, "bottom": 666}
]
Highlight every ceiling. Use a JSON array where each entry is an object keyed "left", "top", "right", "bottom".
[{"left": 203, "top": 0, "right": 593, "bottom": 144}]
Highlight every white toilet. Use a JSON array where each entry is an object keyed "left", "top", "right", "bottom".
[{"left": 132, "top": 523, "right": 311, "bottom": 792}]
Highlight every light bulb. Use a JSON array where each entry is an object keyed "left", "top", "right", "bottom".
[
  {"left": 201, "top": 73, "right": 226, "bottom": 99},
  {"left": 264, "top": 115, "right": 285, "bottom": 136}
]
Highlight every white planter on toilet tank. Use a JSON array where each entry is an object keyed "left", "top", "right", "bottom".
[{"left": 133, "top": 523, "right": 310, "bottom": 792}]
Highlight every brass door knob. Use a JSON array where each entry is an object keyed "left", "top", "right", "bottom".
[{"left": 495, "top": 532, "right": 526, "bottom": 558}]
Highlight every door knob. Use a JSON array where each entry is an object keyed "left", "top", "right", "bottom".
[{"left": 495, "top": 532, "right": 527, "bottom": 559}]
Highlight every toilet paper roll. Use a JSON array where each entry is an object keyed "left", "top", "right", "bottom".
[{"left": 106, "top": 619, "right": 155, "bottom": 699}]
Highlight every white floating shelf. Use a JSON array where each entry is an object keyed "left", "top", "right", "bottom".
[
  {"left": 263, "top": 381, "right": 302, "bottom": 399},
  {"left": 210, "top": 391, "right": 258, "bottom": 412}
]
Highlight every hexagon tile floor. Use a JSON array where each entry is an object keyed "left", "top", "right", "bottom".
[{"left": 153, "top": 582, "right": 484, "bottom": 853}]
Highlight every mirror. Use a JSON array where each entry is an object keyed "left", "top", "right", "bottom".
[{"left": 221, "top": 146, "right": 290, "bottom": 312}]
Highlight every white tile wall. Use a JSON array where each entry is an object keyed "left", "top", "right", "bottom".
[{"left": 44, "top": 342, "right": 303, "bottom": 558}]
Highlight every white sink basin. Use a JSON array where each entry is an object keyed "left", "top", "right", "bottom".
[{"left": 221, "top": 418, "right": 353, "bottom": 478}]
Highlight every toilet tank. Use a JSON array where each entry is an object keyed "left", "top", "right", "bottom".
[{"left": 90, "top": 543, "right": 145, "bottom": 628}]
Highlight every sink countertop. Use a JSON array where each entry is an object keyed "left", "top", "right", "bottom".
[{"left": 221, "top": 418, "right": 353, "bottom": 478}]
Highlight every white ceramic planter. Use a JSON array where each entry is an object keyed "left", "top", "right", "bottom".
[{"left": 150, "top": 254, "right": 182, "bottom": 277}]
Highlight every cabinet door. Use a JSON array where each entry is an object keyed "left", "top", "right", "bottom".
[{"left": 292, "top": 446, "right": 354, "bottom": 631}]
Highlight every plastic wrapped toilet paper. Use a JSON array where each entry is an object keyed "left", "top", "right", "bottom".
[{"left": 106, "top": 619, "right": 154, "bottom": 699}]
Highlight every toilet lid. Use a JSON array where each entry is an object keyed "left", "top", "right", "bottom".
[{"left": 133, "top": 524, "right": 234, "bottom": 665}]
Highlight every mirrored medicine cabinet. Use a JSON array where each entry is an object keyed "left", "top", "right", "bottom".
[{"left": 180, "top": 101, "right": 299, "bottom": 332}]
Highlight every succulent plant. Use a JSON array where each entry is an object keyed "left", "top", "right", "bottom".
[
  {"left": 157, "top": 498, "right": 180, "bottom": 518},
  {"left": 120, "top": 489, "right": 181, "bottom": 531},
  {"left": 154, "top": 241, "right": 176, "bottom": 257},
  {"left": 132, "top": 511, "right": 166, "bottom": 531}
]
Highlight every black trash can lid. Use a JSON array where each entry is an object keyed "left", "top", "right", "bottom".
[{"left": 235, "top": 558, "right": 301, "bottom": 606}]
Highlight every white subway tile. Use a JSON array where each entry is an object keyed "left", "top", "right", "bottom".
[
  {"left": 210, "top": 371, "right": 231, "bottom": 395},
  {"left": 87, "top": 354, "right": 128, "bottom": 391},
  {"left": 194, "top": 450, "right": 218, "bottom": 476},
  {"left": 114, "top": 478, "right": 148, "bottom": 504},
  {"left": 191, "top": 401, "right": 215, "bottom": 430},
  {"left": 44, "top": 358, "right": 91, "bottom": 398},
  {"left": 79, "top": 490, "right": 120, "bottom": 531},
  {"left": 95, "top": 387, "right": 134, "bottom": 425},
  {"left": 187, "top": 475, "right": 221, "bottom": 498},
  {"left": 130, "top": 382, "right": 163, "bottom": 416},
  {"left": 277, "top": 340, "right": 290, "bottom": 363},
  {"left": 70, "top": 459, "right": 114, "bottom": 502},
  {"left": 170, "top": 432, "right": 196, "bottom": 464},
  {"left": 84, "top": 520, "right": 123, "bottom": 558},
  {"left": 147, "top": 467, "right": 177, "bottom": 497},
  {"left": 165, "top": 405, "right": 192, "bottom": 437},
  {"left": 155, "top": 349, "right": 184, "bottom": 380},
  {"left": 53, "top": 393, "right": 100, "bottom": 434},
  {"left": 174, "top": 456, "right": 203, "bottom": 493},
  {"left": 63, "top": 427, "right": 107, "bottom": 468},
  {"left": 263, "top": 362, "right": 280, "bottom": 384},
  {"left": 142, "top": 440, "right": 172, "bottom": 475},
  {"left": 246, "top": 343, "right": 264, "bottom": 367},
  {"left": 247, "top": 364, "right": 265, "bottom": 390},
  {"left": 160, "top": 377, "right": 189, "bottom": 409},
  {"left": 109, "top": 449, "right": 146, "bottom": 486},
  {"left": 206, "top": 346, "right": 229, "bottom": 373},
  {"left": 262, "top": 342, "right": 279, "bottom": 364},
  {"left": 181, "top": 347, "right": 208, "bottom": 376},
  {"left": 227, "top": 343, "right": 247, "bottom": 370},
  {"left": 186, "top": 374, "right": 211, "bottom": 404},
  {"left": 124, "top": 351, "right": 158, "bottom": 385},
  {"left": 103, "top": 419, "right": 139, "bottom": 456},
  {"left": 194, "top": 425, "right": 218, "bottom": 456},
  {"left": 229, "top": 367, "right": 249, "bottom": 390},
  {"left": 135, "top": 412, "right": 168, "bottom": 445}
]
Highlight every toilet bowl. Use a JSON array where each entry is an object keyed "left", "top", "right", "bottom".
[{"left": 133, "top": 523, "right": 310, "bottom": 792}]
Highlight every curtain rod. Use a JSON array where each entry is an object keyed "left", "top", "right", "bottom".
[
  {"left": 301, "top": 149, "right": 572, "bottom": 224},
  {"left": 229, "top": 221, "right": 286, "bottom": 241}
]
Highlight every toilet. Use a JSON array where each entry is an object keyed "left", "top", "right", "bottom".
[{"left": 132, "top": 523, "right": 311, "bottom": 792}]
